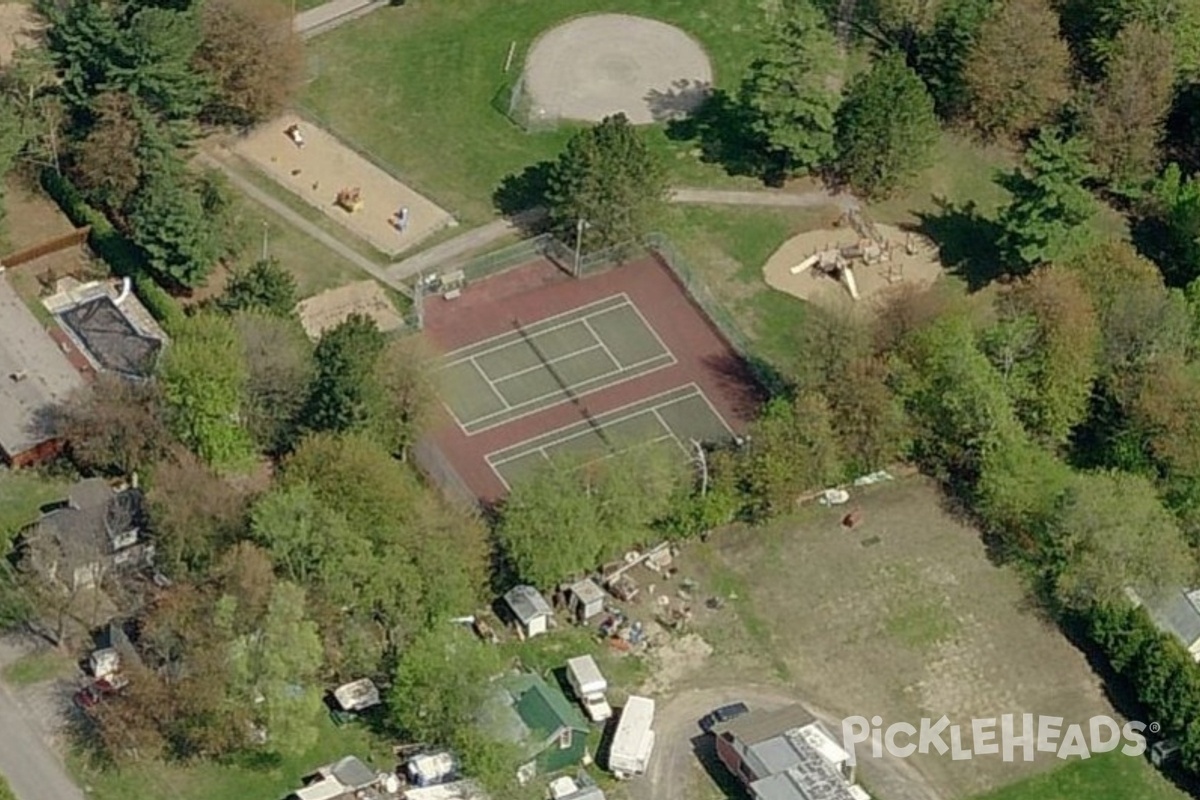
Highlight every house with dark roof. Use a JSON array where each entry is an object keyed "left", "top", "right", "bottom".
[
  {"left": 17, "top": 478, "right": 153, "bottom": 591},
  {"left": 479, "top": 673, "right": 589, "bottom": 782},
  {"left": 43, "top": 277, "right": 168, "bottom": 380},
  {"left": 712, "top": 704, "right": 870, "bottom": 800},
  {"left": 0, "top": 272, "right": 86, "bottom": 466}
]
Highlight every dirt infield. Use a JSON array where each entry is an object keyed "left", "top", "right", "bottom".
[
  {"left": 524, "top": 14, "right": 713, "bottom": 125},
  {"left": 233, "top": 114, "right": 454, "bottom": 257},
  {"left": 421, "top": 256, "right": 760, "bottom": 502},
  {"left": 763, "top": 223, "right": 943, "bottom": 311}
]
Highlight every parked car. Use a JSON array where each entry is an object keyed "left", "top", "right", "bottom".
[
  {"left": 73, "top": 676, "right": 128, "bottom": 710},
  {"left": 699, "top": 702, "right": 750, "bottom": 733}
]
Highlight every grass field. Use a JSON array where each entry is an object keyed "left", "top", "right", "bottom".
[
  {"left": 302, "top": 0, "right": 768, "bottom": 223},
  {"left": 1, "top": 650, "right": 77, "bottom": 686},
  {"left": 969, "top": 751, "right": 1188, "bottom": 800},
  {"left": 71, "top": 716, "right": 394, "bottom": 800},
  {"left": 676, "top": 478, "right": 1123, "bottom": 799},
  {"left": 0, "top": 471, "right": 69, "bottom": 544}
]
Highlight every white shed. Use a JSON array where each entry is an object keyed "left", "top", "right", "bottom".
[
  {"left": 568, "top": 578, "right": 605, "bottom": 622},
  {"left": 504, "top": 585, "right": 553, "bottom": 638}
]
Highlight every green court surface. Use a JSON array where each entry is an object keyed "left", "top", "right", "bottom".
[
  {"left": 438, "top": 294, "right": 675, "bottom": 434},
  {"left": 486, "top": 384, "right": 733, "bottom": 488}
]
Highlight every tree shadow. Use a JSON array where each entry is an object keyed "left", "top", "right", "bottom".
[
  {"left": 700, "top": 352, "right": 774, "bottom": 422},
  {"left": 645, "top": 79, "right": 713, "bottom": 123},
  {"left": 914, "top": 196, "right": 1006, "bottom": 290},
  {"left": 664, "top": 89, "right": 770, "bottom": 181},
  {"left": 492, "top": 160, "right": 554, "bottom": 225}
]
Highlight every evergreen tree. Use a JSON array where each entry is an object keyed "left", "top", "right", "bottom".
[
  {"left": 739, "top": 0, "right": 841, "bottom": 178},
  {"left": 302, "top": 314, "right": 386, "bottom": 435},
  {"left": 129, "top": 149, "right": 224, "bottom": 287},
  {"left": 219, "top": 259, "right": 298, "bottom": 318},
  {"left": 996, "top": 128, "right": 1101, "bottom": 269},
  {"left": 912, "top": 0, "right": 995, "bottom": 119},
  {"left": 834, "top": 52, "right": 939, "bottom": 198},
  {"left": 546, "top": 114, "right": 668, "bottom": 249}
]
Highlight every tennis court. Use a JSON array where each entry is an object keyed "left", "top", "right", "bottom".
[
  {"left": 438, "top": 293, "right": 676, "bottom": 435},
  {"left": 485, "top": 383, "right": 732, "bottom": 489}
]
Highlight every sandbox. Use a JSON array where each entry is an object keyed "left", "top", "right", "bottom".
[{"left": 233, "top": 114, "right": 454, "bottom": 258}]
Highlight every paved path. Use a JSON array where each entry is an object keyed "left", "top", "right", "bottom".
[
  {"left": 294, "top": 0, "right": 389, "bottom": 38},
  {"left": 670, "top": 186, "right": 860, "bottom": 210},
  {"left": 0, "top": 640, "right": 87, "bottom": 800},
  {"left": 198, "top": 152, "right": 413, "bottom": 296},
  {"left": 385, "top": 208, "right": 546, "bottom": 282}
]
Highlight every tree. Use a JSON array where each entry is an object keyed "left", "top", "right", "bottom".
[
  {"left": 220, "top": 258, "right": 298, "bottom": 318},
  {"left": 823, "top": 355, "right": 911, "bottom": 471},
  {"left": 389, "top": 626, "right": 506, "bottom": 744},
  {"left": 369, "top": 336, "right": 437, "bottom": 461},
  {"left": 984, "top": 267, "right": 1100, "bottom": 446},
  {"left": 71, "top": 91, "right": 144, "bottom": 212},
  {"left": 195, "top": 0, "right": 303, "bottom": 126},
  {"left": 147, "top": 449, "right": 252, "bottom": 575},
  {"left": 241, "top": 581, "right": 325, "bottom": 756},
  {"left": 231, "top": 311, "right": 313, "bottom": 453},
  {"left": 912, "top": 0, "right": 995, "bottom": 119},
  {"left": 834, "top": 52, "right": 938, "bottom": 198},
  {"left": 996, "top": 128, "right": 1101, "bottom": 269},
  {"left": 546, "top": 114, "right": 668, "bottom": 249},
  {"left": 0, "top": 47, "right": 64, "bottom": 172},
  {"left": 130, "top": 151, "right": 225, "bottom": 287},
  {"left": 50, "top": 374, "right": 173, "bottom": 475},
  {"left": 105, "top": 4, "right": 211, "bottom": 122},
  {"left": 1052, "top": 471, "right": 1196, "bottom": 611},
  {"left": 1141, "top": 163, "right": 1200, "bottom": 285},
  {"left": 740, "top": 392, "right": 844, "bottom": 518},
  {"left": 739, "top": 0, "right": 841, "bottom": 178},
  {"left": 158, "top": 312, "right": 254, "bottom": 471},
  {"left": 962, "top": 0, "right": 1070, "bottom": 139},
  {"left": 1083, "top": 23, "right": 1174, "bottom": 191},
  {"left": 303, "top": 314, "right": 386, "bottom": 435}
]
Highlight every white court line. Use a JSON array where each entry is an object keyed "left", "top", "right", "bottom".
[
  {"left": 582, "top": 318, "right": 622, "bottom": 369},
  {"left": 491, "top": 343, "right": 607, "bottom": 385},
  {"left": 462, "top": 351, "right": 675, "bottom": 434},
  {"left": 439, "top": 358, "right": 512, "bottom": 437},
  {"left": 621, "top": 297, "right": 673, "bottom": 364},
  {"left": 486, "top": 383, "right": 704, "bottom": 468},
  {"left": 471, "top": 358, "right": 509, "bottom": 410},
  {"left": 440, "top": 293, "right": 629, "bottom": 365}
]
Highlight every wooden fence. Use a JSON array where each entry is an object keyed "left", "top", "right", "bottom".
[{"left": 0, "top": 226, "right": 90, "bottom": 268}]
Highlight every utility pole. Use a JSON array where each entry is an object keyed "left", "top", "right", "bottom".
[
  {"left": 573, "top": 218, "right": 589, "bottom": 278},
  {"left": 691, "top": 439, "right": 709, "bottom": 496}
]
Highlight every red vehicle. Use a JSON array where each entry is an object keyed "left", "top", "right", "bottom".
[{"left": 73, "top": 676, "right": 128, "bottom": 710}]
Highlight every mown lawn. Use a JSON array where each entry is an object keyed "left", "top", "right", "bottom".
[
  {"left": 71, "top": 716, "right": 394, "bottom": 800},
  {"left": 0, "top": 471, "right": 69, "bottom": 544},
  {"left": 970, "top": 751, "right": 1188, "bottom": 800},
  {"left": 302, "top": 0, "right": 770, "bottom": 223}
]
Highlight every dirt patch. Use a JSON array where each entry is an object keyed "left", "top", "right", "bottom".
[
  {"left": 0, "top": 3, "right": 40, "bottom": 67},
  {"left": 524, "top": 14, "right": 713, "bottom": 125},
  {"left": 296, "top": 278, "right": 404, "bottom": 340},
  {"left": 2, "top": 178, "right": 97, "bottom": 303},
  {"left": 232, "top": 114, "right": 455, "bottom": 257},
  {"left": 639, "top": 633, "right": 713, "bottom": 695},
  {"left": 762, "top": 222, "right": 942, "bottom": 313},
  {"left": 675, "top": 478, "right": 1114, "bottom": 798}
]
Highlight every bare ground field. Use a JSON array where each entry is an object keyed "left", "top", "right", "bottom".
[
  {"left": 636, "top": 477, "right": 1116, "bottom": 800},
  {"left": 0, "top": 2, "right": 38, "bottom": 67}
]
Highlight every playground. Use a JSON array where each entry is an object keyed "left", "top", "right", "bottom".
[
  {"left": 762, "top": 210, "right": 943, "bottom": 311},
  {"left": 521, "top": 14, "right": 712, "bottom": 125},
  {"left": 295, "top": 279, "right": 405, "bottom": 340},
  {"left": 420, "top": 254, "right": 758, "bottom": 502},
  {"left": 232, "top": 113, "right": 455, "bottom": 256}
]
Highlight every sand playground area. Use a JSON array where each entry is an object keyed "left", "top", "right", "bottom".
[
  {"left": 296, "top": 279, "right": 405, "bottom": 340},
  {"left": 763, "top": 214, "right": 943, "bottom": 312},
  {"left": 234, "top": 114, "right": 455, "bottom": 258}
]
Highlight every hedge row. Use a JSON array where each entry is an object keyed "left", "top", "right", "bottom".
[{"left": 39, "top": 169, "right": 184, "bottom": 332}]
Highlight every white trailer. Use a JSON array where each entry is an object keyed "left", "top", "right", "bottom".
[
  {"left": 566, "top": 655, "right": 612, "bottom": 722},
  {"left": 608, "top": 696, "right": 655, "bottom": 778}
]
